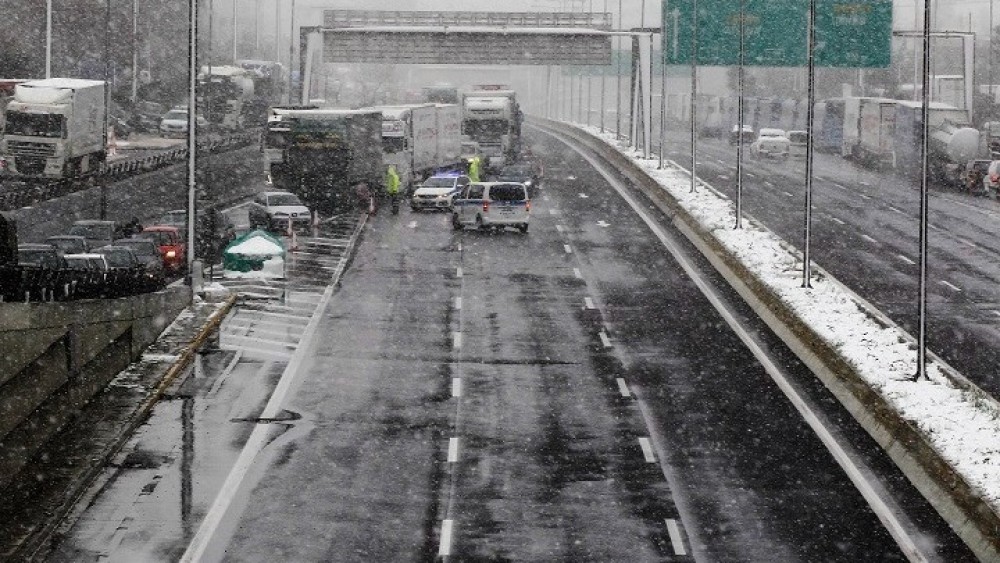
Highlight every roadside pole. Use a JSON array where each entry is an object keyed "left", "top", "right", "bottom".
[
  {"left": 735, "top": 0, "right": 745, "bottom": 229},
  {"left": 659, "top": 31, "right": 666, "bottom": 169},
  {"left": 616, "top": 0, "right": 623, "bottom": 139},
  {"left": 187, "top": 0, "right": 198, "bottom": 274},
  {"left": 601, "top": 0, "right": 608, "bottom": 132},
  {"left": 802, "top": 0, "right": 817, "bottom": 288},
  {"left": 914, "top": 0, "right": 933, "bottom": 381},
  {"left": 689, "top": 0, "right": 698, "bottom": 192}
]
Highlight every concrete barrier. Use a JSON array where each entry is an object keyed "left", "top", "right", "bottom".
[
  {"left": 533, "top": 118, "right": 1000, "bottom": 562},
  {"left": 0, "top": 286, "right": 190, "bottom": 489}
]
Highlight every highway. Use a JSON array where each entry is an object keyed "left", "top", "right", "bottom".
[
  {"left": 646, "top": 127, "right": 1000, "bottom": 400},
  {"left": 42, "top": 130, "right": 975, "bottom": 562}
]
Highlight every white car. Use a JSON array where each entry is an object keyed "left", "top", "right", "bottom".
[
  {"left": 159, "top": 109, "right": 208, "bottom": 138},
  {"left": 750, "top": 128, "right": 791, "bottom": 159},
  {"left": 787, "top": 130, "right": 808, "bottom": 159},
  {"left": 248, "top": 191, "right": 312, "bottom": 231},
  {"left": 411, "top": 173, "right": 470, "bottom": 211}
]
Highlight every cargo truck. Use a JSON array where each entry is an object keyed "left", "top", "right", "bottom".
[
  {"left": 365, "top": 103, "right": 463, "bottom": 191},
  {"left": 1, "top": 78, "right": 106, "bottom": 180},
  {"left": 264, "top": 107, "right": 383, "bottom": 214},
  {"left": 461, "top": 87, "right": 522, "bottom": 171},
  {"left": 198, "top": 65, "right": 254, "bottom": 131},
  {"left": 854, "top": 98, "right": 897, "bottom": 168}
]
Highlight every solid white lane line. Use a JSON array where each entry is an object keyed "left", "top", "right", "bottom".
[
  {"left": 453, "top": 332, "right": 462, "bottom": 349},
  {"left": 573, "top": 268, "right": 583, "bottom": 279},
  {"left": 939, "top": 280, "right": 961, "bottom": 292},
  {"left": 638, "top": 437, "right": 656, "bottom": 463},
  {"left": 438, "top": 520, "right": 454, "bottom": 556},
  {"left": 448, "top": 438, "right": 459, "bottom": 463},
  {"left": 616, "top": 378, "right": 631, "bottom": 398},
  {"left": 829, "top": 216, "right": 846, "bottom": 225},
  {"left": 665, "top": 519, "right": 687, "bottom": 556},
  {"left": 897, "top": 254, "right": 916, "bottom": 265},
  {"left": 564, "top": 244, "right": 573, "bottom": 254},
  {"left": 455, "top": 296, "right": 462, "bottom": 310},
  {"left": 599, "top": 331, "right": 612, "bottom": 348},
  {"left": 584, "top": 297, "right": 596, "bottom": 309},
  {"left": 551, "top": 131, "right": 931, "bottom": 562},
  {"left": 452, "top": 378, "right": 462, "bottom": 398},
  {"left": 556, "top": 224, "right": 565, "bottom": 233},
  {"left": 861, "top": 234, "right": 878, "bottom": 244},
  {"left": 456, "top": 267, "right": 463, "bottom": 279}
]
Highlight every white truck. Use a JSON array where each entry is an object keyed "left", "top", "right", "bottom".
[
  {"left": 1, "top": 78, "right": 106, "bottom": 180},
  {"left": 855, "top": 98, "right": 897, "bottom": 168},
  {"left": 198, "top": 65, "right": 255, "bottom": 130},
  {"left": 367, "top": 103, "right": 463, "bottom": 190},
  {"left": 461, "top": 87, "right": 522, "bottom": 171}
]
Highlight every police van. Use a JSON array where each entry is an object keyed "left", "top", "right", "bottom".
[{"left": 451, "top": 182, "right": 530, "bottom": 233}]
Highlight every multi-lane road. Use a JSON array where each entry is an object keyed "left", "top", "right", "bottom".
[{"left": 41, "top": 130, "right": 976, "bottom": 561}]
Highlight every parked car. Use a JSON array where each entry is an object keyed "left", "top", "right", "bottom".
[
  {"left": 248, "top": 191, "right": 312, "bottom": 231},
  {"left": 158, "top": 209, "right": 187, "bottom": 237},
  {"left": 45, "top": 234, "right": 90, "bottom": 255},
  {"left": 452, "top": 182, "right": 530, "bottom": 233},
  {"left": 69, "top": 220, "right": 119, "bottom": 250},
  {"left": 159, "top": 108, "right": 208, "bottom": 138},
  {"left": 17, "top": 243, "right": 71, "bottom": 301},
  {"left": 494, "top": 163, "right": 540, "bottom": 195},
  {"left": 95, "top": 245, "right": 146, "bottom": 296},
  {"left": 411, "top": 173, "right": 471, "bottom": 211},
  {"left": 729, "top": 124, "right": 755, "bottom": 145},
  {"left": 138, "top": 225, "right": 186, "bottom": 274},
  {"left": 130, "top": 101, "right": 166, "bottom": 133},
  {"left": 750, "top": 128, "right": 791, "bottom": 159},
  {"left": 64, "top": 253, "right": 109, "bottom": 298},
  {"left": 113, "top": 238, "right": 166, "bottom": 290}
]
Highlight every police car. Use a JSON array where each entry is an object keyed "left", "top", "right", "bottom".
[{"left": 410, "top": 172, "right": 471, "bottom": 211}]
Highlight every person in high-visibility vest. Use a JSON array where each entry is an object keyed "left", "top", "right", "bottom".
[
  {"left": 385, "top": 165, "right": 401, "bottom": 214},
  {"left": 468, "top": 155, "right": 482, "bottom": 182}
]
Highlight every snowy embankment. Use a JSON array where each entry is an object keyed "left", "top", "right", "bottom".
[{"left": 567, "top": 123, "right": 1000, "bottom": 523}]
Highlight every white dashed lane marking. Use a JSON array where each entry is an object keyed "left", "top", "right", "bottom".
[
  {"left": 438, "top": 520, "right": 454, "bottom": 556},
  {"left": 452, "top": 378, "right": 462, "bottom": 397},
  {"left": 584, "top": 297, "right": 596, "bottom": 310},
  {"left": 598, "top": 331, "right": 612, "bottom": 348},
  {"left": 829, "top": 216, "right": 845, "bottom": 225},
  {"left": 452, "top": 332, "right": 462, "bottom": 349},
  {"left": 616, "top": 378, "right": 631, "bottom": 398},
  {"left": 556, "top": 224, "right": 564, "bottom": 233},
  {"left": 861, "top": 234, "right": 878, "bottom": 244},
  {"left": 456, "top": 267, "right": 463, "bottom": 279},
  {"left": 564, "top": 244, "right": 573, "bottom": 254},
  {"left": 447, "top": 438, "right": 459, "bottom": 463},
  {"left": 897, "top": 254, "right": 915, "bottom": 265},
  {"left": 666, "top": 519, "right": 688, "bottom": 555},
  {"left": 638, "top": 437, "right": 656, "bottom": 463},
  {"left": 454, "top": 297, "right": 462, "bottom": 310},
  {"left": 573, "top": 268, "right": 583, "bottom": 279},
  {"left": 939, "top": 280, "right": 962, "bottom": 292}
]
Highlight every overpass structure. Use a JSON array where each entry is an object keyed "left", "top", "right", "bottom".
[{"left": 295, "top": 9, "right": 657, "bottom": 154}]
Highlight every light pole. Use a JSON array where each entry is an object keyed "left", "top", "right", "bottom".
[
  {"left": 288, "top": 0, "right": 296, "bottom": 103},
  {"left": 45, "top": 0, "right": 52, "bottom": 78},
  {"left": 233, "top": 0, "right": 238, "bottom": 62},
  {"left": 187, "top": 0, "right": 199, "bottom": 274},
  {"left": 601, "top": 0, "right": 607, "bottom": 132},
  {"left": 132, "top": 0, "right": 139, "bottom": 103},
  {"left": 914, "top": 0, "right": 933, "bottom": 381},
  {"left": 616, "top": 0, "right": 622, "bottom": 138},
  {"left": 101, "top": 0, "right": 111, "bottom": 220}
]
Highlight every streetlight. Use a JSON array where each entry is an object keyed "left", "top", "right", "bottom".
[
  {"left": 187, "top": 0, "right": 199, "bottom": 275},
  {"left": 45, "top": 0, "right": 52, "bottom": 78},
  {"left": 101, "top": 0, "right": 111, "bottom": 220}
]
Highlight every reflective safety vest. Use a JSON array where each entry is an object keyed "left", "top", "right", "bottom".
[
  {"left": 386, "top": 166, "right": 400, "bottom": 195},
  {"left": 468, "top": 156, "right": 481, "bottom": 182}
]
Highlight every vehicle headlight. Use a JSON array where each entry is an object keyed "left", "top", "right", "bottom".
[
  {"left": 165, "top": 250, "right": 176, "bottom": 258},
  {"left": 524, "top": 180, "right": 532, "bottom": 186}
]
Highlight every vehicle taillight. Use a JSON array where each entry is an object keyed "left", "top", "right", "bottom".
[
  {"left": 483, "top": 200, "right": 489, "bottom": 213},
  {"left": 992, "top": 174, "right": 999, "bottom": 183},
  {"left": 525, "top": 200, "right": 531, "bottom": 213}
]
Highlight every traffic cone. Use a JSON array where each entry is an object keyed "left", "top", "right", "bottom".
[
  {"left": 107, "top": 126, "right": 117, "bottom": 158},
  {"left": 287, "top": 218, "right": 299, "bottom": 251}
]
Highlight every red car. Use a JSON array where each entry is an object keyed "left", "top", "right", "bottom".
[{"left": 139, "top": 225, "right": 186, "bottom": 273}]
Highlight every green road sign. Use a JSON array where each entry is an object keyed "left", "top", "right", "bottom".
[{"left": 663, "top": 0, "right": 892, "bottom": 68}]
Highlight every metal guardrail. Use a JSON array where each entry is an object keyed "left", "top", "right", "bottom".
[
  {"left": 0, "top": 130, "right": 261, "bottom": 212},
  {"left": 324, "top": 10, "right": 614, "bottom": 30}
]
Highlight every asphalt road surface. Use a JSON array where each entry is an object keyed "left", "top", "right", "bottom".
[{"left": 47, "top": 131, "right": 975, "bottom": 562}]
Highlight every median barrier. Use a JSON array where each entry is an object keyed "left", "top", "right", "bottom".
[{"left": 532, "top": 117, "right": 1000, "bottom": 562}]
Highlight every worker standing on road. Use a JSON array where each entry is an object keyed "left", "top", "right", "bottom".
[
  {"left": 468, "top": 154, "right": 482, "bottom": 182},
  {"left": 385, "top": 165, "right": 401, "bottom": 214}
]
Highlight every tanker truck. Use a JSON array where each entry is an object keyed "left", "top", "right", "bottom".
[
  {"left": 892, "top": 101, "right": 980, "bottom": 184},
  {"left": 1, "top": 78, "right": 106, "bottom": 181},
  {"left": 264, "top": 107, "right": 383, "bottom": 214},
  {"left": 461, "top": 86, "right": 522, "bottom": 171}
]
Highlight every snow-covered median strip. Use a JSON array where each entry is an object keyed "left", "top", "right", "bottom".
[{"left": 571, "top": 123, "right": 1000, "bottom": 515}]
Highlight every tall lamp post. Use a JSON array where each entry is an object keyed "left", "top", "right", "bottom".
[
  {"left": 101, "top": 0, "right": 112, "bottom": 220},
  {"left": 45, "top": 0, "right": 53, "bottom": 78},
  {"left": 187, "top": 0, "right": 199, "bottom": 274}
]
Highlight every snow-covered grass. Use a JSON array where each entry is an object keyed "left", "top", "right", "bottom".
[{"left": 573, "top": 124, "right": 1000, "bottom": 513}]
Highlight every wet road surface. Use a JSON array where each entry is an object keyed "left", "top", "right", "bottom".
[{"left": 46, "top": 131, "right": 975, "bottom": 562}]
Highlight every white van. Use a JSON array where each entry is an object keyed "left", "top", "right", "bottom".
[{"left": 451, "top": 182, "right": 530, "bottom": 233}]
